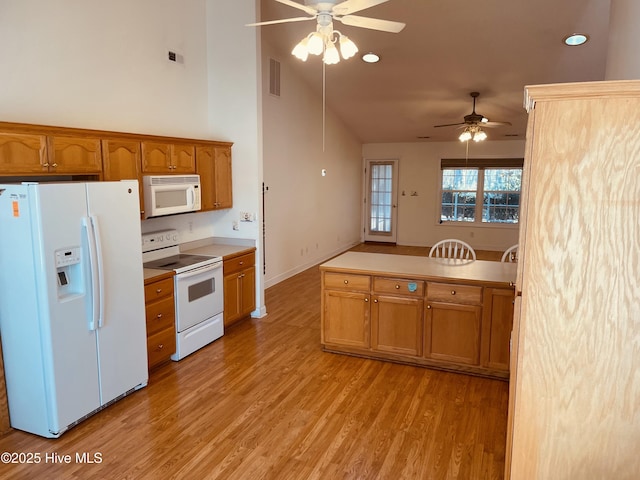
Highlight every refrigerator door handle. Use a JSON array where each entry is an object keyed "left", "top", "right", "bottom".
[
  {"left": 83, "top": 217, "right": 100, "bottom": 331},
  {"left": 90, "top": 215, "right": 106, "bottom": 329}
]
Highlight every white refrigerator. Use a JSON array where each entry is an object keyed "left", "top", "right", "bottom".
[{"left": 0, "top": 181, "right": 148, "bottom": 438}]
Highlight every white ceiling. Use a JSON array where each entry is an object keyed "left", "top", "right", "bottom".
[{"left": 258, "top": 0, "right": 611, "bottom": 143}]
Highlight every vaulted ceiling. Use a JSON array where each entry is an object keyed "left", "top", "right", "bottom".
[{"left": 257, "top": 0, "right": 611, "bottom": 143}]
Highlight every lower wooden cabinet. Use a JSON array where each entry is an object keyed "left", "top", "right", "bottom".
[
  {"left": 323, "top": 290, "right": 371, "bottom": 348},
  {"left": 223, "top": 250, "right": 256, "bottom": 327},
  {"left": 426, "top": 302, "right": 482, "bottom": 365},
  {"left": 371, "top": 277, "right": 424, "bottom": 356},
  {"left": 481, "top": 288, "right": 514, "bottom": 372},
  {"left": 320, "top": 267, "right": 514, "bottom": 379},
  {"left": 144, "top": 273, "right": 176, "bottom": 370},
  {"left": 425, "top": 282, "right": 483, "bottom": 365}
]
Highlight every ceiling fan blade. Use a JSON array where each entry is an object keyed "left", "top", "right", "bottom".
[
  {"left": 274, "top": 0, "right": 318, "bottom": 15},
  {"left": 434, "top": 122, "right": 466, "bottom": 128},
  {"left": 338, "top": 14, "right": 406, "bottom": 33},
  {"left": 246, "top": 16, "right": 316, "bottom": 27},
  {"left": 483, "top": 121, "right": 512, "bottom": 127},
  {"left": 333, "top": 0, "right": 389, "bottom": 16}
]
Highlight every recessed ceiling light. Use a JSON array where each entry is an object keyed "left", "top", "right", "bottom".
[
  {"left": 563, "top": 33, "right": 589, "bottom": 46},
  {"left": 362, "top": 52, "right": 380, "bottom": 63}
]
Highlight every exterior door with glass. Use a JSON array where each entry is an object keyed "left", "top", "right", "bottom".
[{"left": 364, "top": 159, "right": 398, "bottom": 243}]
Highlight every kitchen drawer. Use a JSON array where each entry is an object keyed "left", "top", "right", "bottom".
[
  {"left": 324, "top": 272, "right": 371, "bottom": 292},
  {"left": 427, "top": 282, "right": 482, "bottom": 305},
  {"left": 144, "top": 277, "right": 174, "bottom": 302},
  {"left": 373, "top": 277, "right": 424, "bottom": 297},
  {"left": 145, "top": 297, "right": 175, "bottom": 336},
  {"left": 224, "top": 251, "right": 255, "bottom": 275},
  {"left": 147, "top": 327, "right": 176, "bottom": 369}
]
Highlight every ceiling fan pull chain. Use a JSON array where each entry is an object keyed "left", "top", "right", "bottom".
[{"left": 322, "top": 60, "right": 326, "bottom": 152}]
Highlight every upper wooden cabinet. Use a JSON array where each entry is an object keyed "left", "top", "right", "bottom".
[
  {"left": 0, "top": 132, "right": 48, "bottom": 173},
  {"left": 0, "top": 121, "right": 233, "bottom": 214},
  {"left": 102, "top": 139, "right": 144, "bottom": 216},
  {"left": 141, "top": 141, "right": 195, "bottom": 174},
  {"left": 0, "top": 131, "right": 102, "bottom": 174},
  {"left": 196, "top": 145, "right": 233, "bottom": 210},
  {"left": 49, "top": 135, "right": 102, "bottom": 174}
]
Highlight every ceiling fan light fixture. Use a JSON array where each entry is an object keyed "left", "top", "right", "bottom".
[
  {"left": 473, "top": 129, "right": 487, "bottom": 142},
  {"left": 323, "top": 42, "right": 340, "bottom": 64},
  {"left": 339, "top": 35, "right": 358, "bottom": 59},
  {"left": 307, "top": 32, "right": 325, "bottom": 56},
  {"left": 459, "top": 130, "right": 472, "bottom": 142},
  {"left": 292, "top": 38, "right": 310, "bottom": 61}
]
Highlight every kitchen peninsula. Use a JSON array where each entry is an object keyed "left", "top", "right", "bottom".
[{"left": 320, "top": 252, "right": 517, "bottom": 379}]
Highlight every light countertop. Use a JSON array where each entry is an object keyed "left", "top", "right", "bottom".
[
  {"left": 182, "top": 243, "right": 255, "bottom": 259},
  {"left": 320, "top": 251, "right": 517, "bottom": 287},
  {"left": 142, "top": 237, "right": 255, "bottom": 282}
]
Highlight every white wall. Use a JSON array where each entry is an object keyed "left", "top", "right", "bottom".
[
  {"left": 605, "top": 0, "right": 640, "bottom": 80},
  {"left": 0, "top": 0, "right": 265, "bottom": 315},
  {"left": 261, "top": 43, "right": 363, "bottom": 288},
  {"left": 363, "top": 140, "right": 525, "bottom": 251},
  {"left": 0, "top": 0, "right": 209, "bottom": 138}
]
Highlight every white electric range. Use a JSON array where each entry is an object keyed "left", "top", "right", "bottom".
[{"left": 142, "top": 229, "right": 224, "bottom": 360}]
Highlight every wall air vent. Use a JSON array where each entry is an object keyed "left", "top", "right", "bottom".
[{"left": 269, "top": 58, "right": 281, "bottom": 97}]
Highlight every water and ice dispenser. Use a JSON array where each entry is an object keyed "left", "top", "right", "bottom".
[{"left": 54, "top": 247, "right": 82, "bottom": 297}]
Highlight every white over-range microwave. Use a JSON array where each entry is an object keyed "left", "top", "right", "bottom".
[{"left": 143, "top": 175, "right": 201, "bottom": 219}]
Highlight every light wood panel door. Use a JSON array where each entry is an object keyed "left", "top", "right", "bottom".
[
  {"left": 101, "top": 139, "right": 144, "bottom": 216},
  {"left": 425, "top": 302, "right": 482, "bottom": 365},
  {"left": 49, "top": 135, "right": 102, "bottom": 173},
  {"left": 507, "top": 81, "right": 640, "bottom": 479},
  {"left": 141, "top": 142, "right": 195, "bottom": 173},
  {"left": 481, "top": 287, "right": 513, "bottom": 372},
  {"left": 172, "top": 144, "right": 196, "bottom": 173},
  {"left": 323, "top": 290, "right": 370, "bottom": 349},
  {"left": 0, "top": 132, "right": 48, "bottom": 173},
  {"left": 223, "top": 251, "right": 256, "bottom": 327},
  {"left": 371, "top": 295, "right": 423, "bottom": 356},
  {"left": 196, "top": 145, "right": 233, "bottom": 210}
]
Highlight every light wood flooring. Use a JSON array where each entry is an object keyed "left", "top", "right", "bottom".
[{"left": 0, "top": 246, "right": 508, "bottom": 479}]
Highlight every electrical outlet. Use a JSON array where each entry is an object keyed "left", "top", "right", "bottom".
[
  {"left": 240, "top": 212, "right": 254, "bottom": 222},
  {"left": 232, "top": 221, "right": 239, "bottom": 231}
]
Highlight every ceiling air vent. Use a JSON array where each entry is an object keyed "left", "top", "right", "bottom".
[{"left": 269, "top": 58, "right": 281, "bottom": 97}]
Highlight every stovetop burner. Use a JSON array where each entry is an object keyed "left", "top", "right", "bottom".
[{"left": 143, "top": 254, "right": 214, "bottom": 271}]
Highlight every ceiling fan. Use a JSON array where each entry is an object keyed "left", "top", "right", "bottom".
[
  {"left": 247, "top": 0, "right": 406, "bottom": 34},
  {"left": 434, "top": 92, "right": 512, "bottom": 129}
]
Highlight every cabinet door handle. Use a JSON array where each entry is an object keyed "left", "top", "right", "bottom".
[
  {"left": 395, "top": 284, "right": 400, "bottom": 289},
  {"left": 158, "top": 344, "right": 164, "bottom": 350},
  {"left": 156, "top": 288, "right": 162, "bottom": 294},
  {"left": 427, "top": 305, "right": 432, "bottom": 309},
  {"left": 156, "top": 313, "right": 163, "bottom": 319},
  {"left": 374, "top": 299, "right": 378, "bottom": 303},
  {"left": 51, "top": 163, "right": 58, "bottom": 168},
  {"left": 239, "top": 261, "right": 244, "bottom": 265},
  {"left": 451, "top": 290, "right": 456, "bottom": 295},
  {"left": 364, "top": 298, "right": 369, "bottom": 303},
  {"left": 43, "top": 162, "right": 50, "bottom": 167},
  {"left": 343, "top": 280, "right": 349, "bottom": 285}
]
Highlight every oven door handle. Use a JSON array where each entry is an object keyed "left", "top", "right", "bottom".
[{"left": 177, "top": 262, "right": 222, "bottom": 279}]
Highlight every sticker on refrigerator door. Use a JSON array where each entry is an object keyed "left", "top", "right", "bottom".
[{"left": 12, "top": 200, "right": 19, "bottom": 217}]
